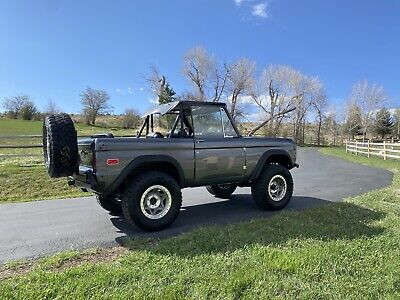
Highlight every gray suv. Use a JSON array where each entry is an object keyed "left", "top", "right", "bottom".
[{"left": 43, "top": 101, "right": 298, "bottom": 231}]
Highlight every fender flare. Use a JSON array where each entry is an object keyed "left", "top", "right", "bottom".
[
  {"left": 106, "top": 155, "right": 185, "bottom": 193},
  {"left": 250, "top": 149, "right": 295, "bottom": 180}
]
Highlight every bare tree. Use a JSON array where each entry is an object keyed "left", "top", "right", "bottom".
[
  {"left": 347, "top": 80, "right": 387, "bottom": 139},
  {"left": 183, "top": 47, "right": 214, "bottom": 101},
  {"left": 44, "top": 99, "right": 61, "bottom": 115},
  {"left": 291, "top": 75, "right": 324, "bottom": 144},
  {"left": 324, "top": 111, "right": 340, "bottom": 145},
  {"left": 226, "top": 58, "right": 255, "bottom": 121},
  {"left": 178, "top": 91, "right": 198, "bottom": 102},
  {"left": 210, "top": 62, "right": 231, "bottom": 103},
  {"left": 80, "top": 87, "right": 112, "bottom": 125},
  {"left": 145, "top": 66, "right": 176, "bottom": 104},
  {"left": 249, "top": 65, "right": 301, "bottom": 136},
  {"left": 312, "top": 92, "right": 327, "bottom": 145},
  {"left": 2, "top": 95, "right": 30, "bottom": 119},
  {"left": 146, "top": 66, "right": 163, "bottom": 99},
  {"left": 122, "top": 108, "right": 141, "bottom": 129}
]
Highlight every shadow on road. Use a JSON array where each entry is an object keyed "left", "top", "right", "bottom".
[{"left": 112, "top": 195, "right": 385, "bottom": 255}]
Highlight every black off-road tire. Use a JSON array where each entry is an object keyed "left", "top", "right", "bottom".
[
  {"left": 121, "top": 171, "right": 182, "bottom": 231},
  {"left": 251, "top": 164, "right": 293, "bottom": 210},
  {"left": 97, "top": 195, "right": 122, "bottom": 215},
  {"left": 43, "top": 114, "right": 78, "bottom": 178},
  {"left": 206, "top": 184, "right": 237, "bottom": 199}
]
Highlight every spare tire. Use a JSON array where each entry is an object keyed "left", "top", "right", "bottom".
[{"left": 43, "top": 114, "right": 78, "bottom": 178}]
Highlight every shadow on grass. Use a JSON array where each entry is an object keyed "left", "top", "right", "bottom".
[{"left": 112, "top": 195, "right": 385, "bottom": 256}]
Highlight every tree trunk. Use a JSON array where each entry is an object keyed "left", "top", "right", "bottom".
[{"left": 317, "top": 119, "right": 322, "bottom": 146}]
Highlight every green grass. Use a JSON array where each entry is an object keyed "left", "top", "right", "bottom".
[
  {"left": 1, "top": 148, "right": 399, "bottom": 299},
  {"left": 0, "top": 117, "right": 138, "bottom": 202},
  {"left": 0, "top": 117, "right": 136, "bottom": 136},
  {"left": 0, "top": 155, "right": 89, "bottom": 203}
]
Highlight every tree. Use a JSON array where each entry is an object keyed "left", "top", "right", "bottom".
[
  {"left": 312, "top": 93, "right": 327, "bottom": 146},
  {"left": 44, "top": 99, "right": 61, "bottom": 115},
  {"left": 146, "top": 66, "right": 176, "bottom": 104},
  {"left": 226, "top": 58, "right": 255, "bottom": 121},
  {"left": 324, "top": 112, "right": 340, "bottom": 146},
  {"left": 158, "top": 76, "right": 176, "bottom": 105},
  {"left": 394, "top": 108, "right": 400, "bottom": 138},
  {"left": 182, "top": 46, "right": 232, "bottom": 103},
  {"left": 19, "top": 100, "right": 38, "bottom": 120},
  {"left": 249, "top": 65, "right": 298, "bottom": 136},
  {"left": 249, "top": 65, "right": 323, "bottom": 140},
  {"left": 183, "top": 46, "right": 214, "bottom": 101},
  {"left": 80, "top": 87, "right": 112, "bottom": 125},
  {"left": 290, "top": 75, "right": 324, "bottom": 144},
  {"left": 2, "top": 95, "right": 30, "bottom": 119},
  {"left": 122, "top": 108, "right": 141, "bottom": 129},
  {"left": 347, "top": 80, "right": 387, "bottom": 139},
  {"left": 373, "top": 108, "right": 394, "bottom": 138},
  {"left": 344, "top": 103, "right": 362, "bottom": 139}
]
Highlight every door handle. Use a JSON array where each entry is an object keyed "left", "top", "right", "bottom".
[{"left": 197, "top": 140, "right": 205, "bottom": 143}]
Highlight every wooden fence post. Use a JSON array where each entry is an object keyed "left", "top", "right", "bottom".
[
  {"left": 345, "top": 141, "right": 348, "bottom": 153},
  {"left": 355, "top": 141, "right": 358, "bottom": 155},
  {"left": 383, "top": 141, "right": 387, "bottom": 160},
  {"left": 367, "top": 140, "right": 370, "bottom": 158}
]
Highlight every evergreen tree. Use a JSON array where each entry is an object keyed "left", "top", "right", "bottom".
[
  {"left": 373, "top": 108, "right": 394, "bottom": 138},
  {"left": 344, "top": 105, "right": 362, "bottom": 139},
  {"left": 158, "top": 76, "right": 176, "bottom": 105}
]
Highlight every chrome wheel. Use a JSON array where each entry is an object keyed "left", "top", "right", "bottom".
[
  {"left": 140, "top": 185, "right": 172, "bottom": 220},
  {"left": 268, "top": 175, "right": 287, "bottom": 202}
]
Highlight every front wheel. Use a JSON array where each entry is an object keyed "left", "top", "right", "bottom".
[
  {"left": 251, "top": 164, "right": 293, "bottom": 210},
  {"left": 122, "top": 171, "right": 182, "bottom": 231},
  {"left": 206, "top": 184, "right": 237, "bottom": 199}
]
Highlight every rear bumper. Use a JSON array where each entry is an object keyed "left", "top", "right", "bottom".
[{"left": 68, "top": 167, "right": 104, "bottom": 193}]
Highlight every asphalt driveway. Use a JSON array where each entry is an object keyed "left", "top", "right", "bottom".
[{"left": 0, "top": 148, "right": 393, "bottom": 264}]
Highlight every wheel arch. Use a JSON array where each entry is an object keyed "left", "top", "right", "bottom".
[
  {"left": 106, "top": 155, "right": 185, "bottom": 194},
  {"left": 251, "top": 149, "right": 295, "bottom": 180}
]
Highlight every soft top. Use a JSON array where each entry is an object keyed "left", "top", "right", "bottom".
[{"left": 141, "top": 101, "right": 227, "bottom": 118}]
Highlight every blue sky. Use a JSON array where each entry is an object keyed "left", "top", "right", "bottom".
[{"left": 0, "top": 0, "right": 399, "bottom": 114}]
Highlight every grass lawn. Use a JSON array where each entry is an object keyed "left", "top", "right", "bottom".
[
  {"left": 0, "top": 118, "right": 136, "bottom": 146},
  {"left": 0, "top": 117, "right": 138, "bottom": 202},
  {"left": 0, "top": 154, "right": 89, "bottom": 203},
  {"left": 1, "top": 147, "right": 399, "bottom": 299}
]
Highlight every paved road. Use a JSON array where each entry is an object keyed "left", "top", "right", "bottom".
[{"left": 0, "top": 148, "right": 393, "bottom": 264}]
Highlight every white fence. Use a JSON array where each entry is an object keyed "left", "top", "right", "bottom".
[{"left": 346, "top": 140, "right": 400, "bottom": 160}]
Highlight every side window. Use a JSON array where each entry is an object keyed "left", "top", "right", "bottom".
[
  {"left": 221, "top": 108, "right": 238, "bottom": 138},
  {"left": 191, "top": 106, "right": 224, "bottom": 138}
]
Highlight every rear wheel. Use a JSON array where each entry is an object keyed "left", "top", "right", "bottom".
[
  {"left": 251, "top": 164, "right": 293, "bottom": 210},
  {"left": 206, "top": 184, "right": 237, "bottom": 199},
  {"left": 97, "top": 195, "right": 122, "bottom": 215},
  {"left": 122, "top": 171, "right": 182, "bottom": 231}
]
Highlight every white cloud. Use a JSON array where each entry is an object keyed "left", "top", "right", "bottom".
[
  {"left": 139, "top": 87, "right": 144, "bottom": 91},
  {"left": 115, "top": 88, "right": 123, "bottom": 94},
  {"left": 252, "top": 2, "right": 269, "bottom": 18},
  {"left": 127, "top": 87, "right": 134, "bottom": 94},
  {"left": 234, "top": 0, "right": 247, "bottom": 6}
]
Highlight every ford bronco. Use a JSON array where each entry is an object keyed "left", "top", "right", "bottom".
[{"left": 43, "top": 101, "right": 298, "bottom": 231}]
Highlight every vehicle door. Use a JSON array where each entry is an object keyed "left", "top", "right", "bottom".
[{"left": 192, "top": 105, "right": 245, "bottom": 183}]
